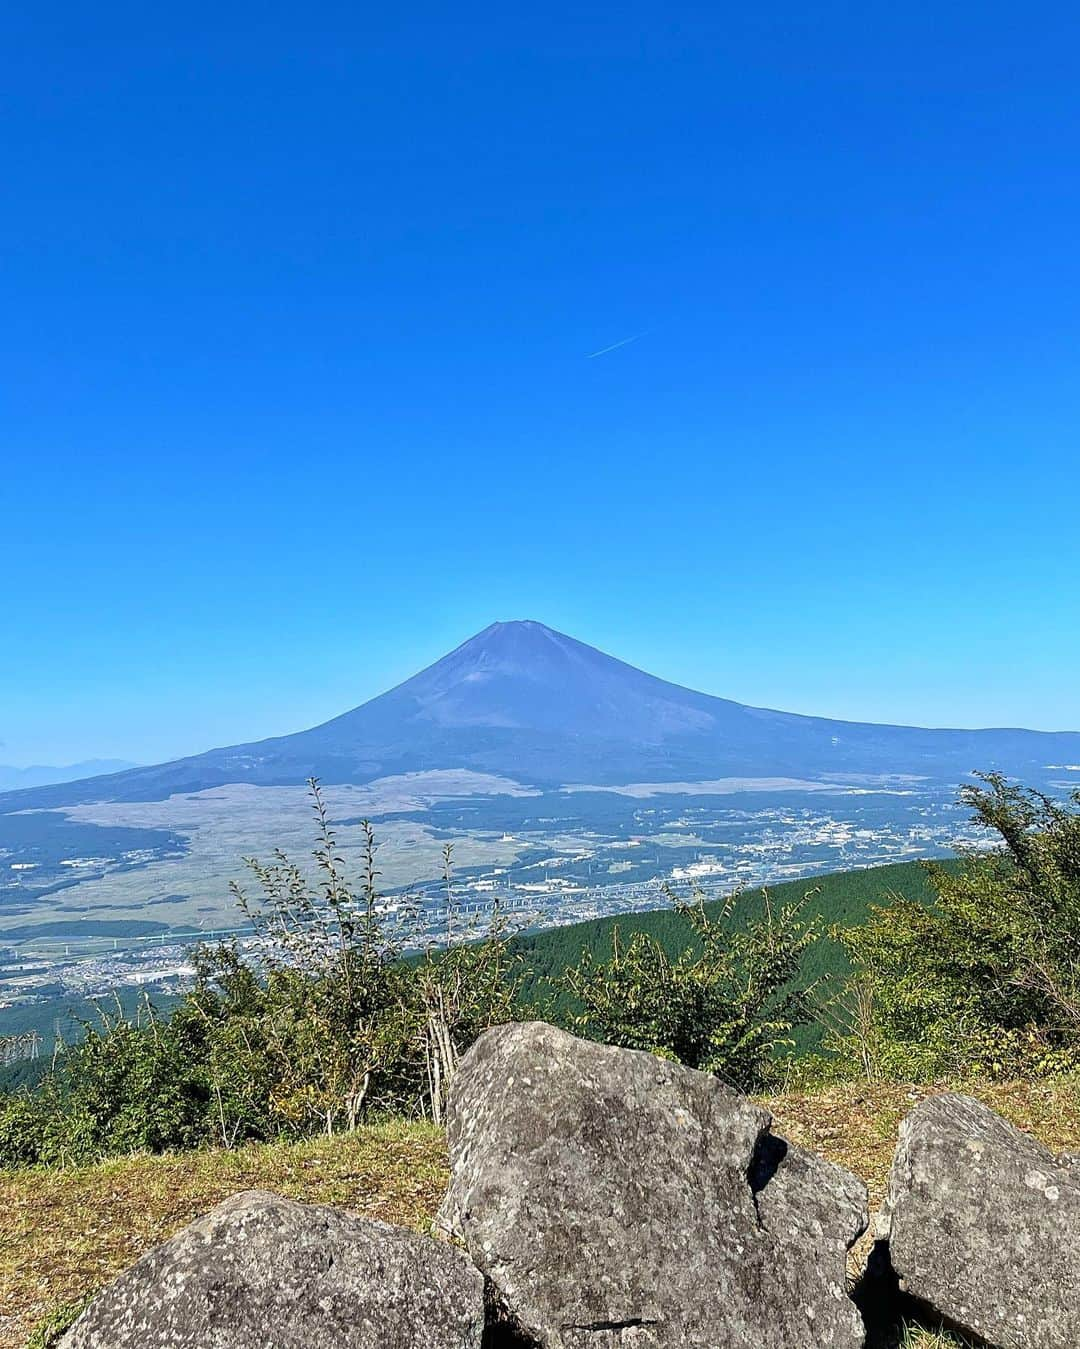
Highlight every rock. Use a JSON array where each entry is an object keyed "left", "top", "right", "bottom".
[
  {"left": 880, "top": 1092, "right": 1080, "bottom": 1348},
  {"left": 60, "top": 1189, "right": 485, "bottom": 1349},
  {"left": 437, "top": 1021, "right": 867, "bottom": 1348}
]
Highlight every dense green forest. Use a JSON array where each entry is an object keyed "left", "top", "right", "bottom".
[
  {"left": 0, "top": 987, "right": 183, "bottom": 1047},
  {"left": 512, "top": 858, "right": 956, "bottom": 1054}
]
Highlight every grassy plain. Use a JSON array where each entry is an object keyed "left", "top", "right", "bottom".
[{"left": 1, "top": 773, "right": 538, "bottom": 937}]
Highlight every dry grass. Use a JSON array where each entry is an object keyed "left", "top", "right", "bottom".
[
  {"left": 0, "top": 1121, "right": 447, "bottom": 1349},
  {"left": 764, "top": 1076, "right": 1080, "bottom": 1236},
  {"left": 4, "top": 1078, "right": 1080, "bottom": 1347},
  {"left": 898, "top": 1332, "right": 979, "bottom": 1348}
]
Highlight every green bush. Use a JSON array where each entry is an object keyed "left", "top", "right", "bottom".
[
  {"left": 26, "top": 1297, "right": 91, "bottom": 1349},
  {"left": 512, "top": 858, "right": 952, "bottom": 1059},
  {"left": 0, "top": 782, "right": 526, "bottom": 1167},
  {"left": 833, "top": 774, "right": 1080, "bottom": 1081},
  {"left": 562, "top": 886, "right": 820, "bottom": 1090}
]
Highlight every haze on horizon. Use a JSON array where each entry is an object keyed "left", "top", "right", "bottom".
[{"left": 5, "top": 4, "right": 1079, "bottom": 765}]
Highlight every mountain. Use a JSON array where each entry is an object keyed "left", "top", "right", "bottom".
[
  {"left": 0, "top": 760, "right": 138, "bottom": 792},
  {"left": 3, "top": 620, "right": 1080, "bottom": 812}
]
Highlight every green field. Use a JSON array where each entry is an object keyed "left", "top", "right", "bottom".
[{"left": 512, "top": 858, "right": 958, "bottom": 1054}]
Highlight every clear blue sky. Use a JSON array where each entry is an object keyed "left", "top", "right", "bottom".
[{"left": 4, "top": 2, "right": 1080, "bottom": 765}]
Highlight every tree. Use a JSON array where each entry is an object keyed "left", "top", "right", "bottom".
[
  {"left": 834, "top": 773, "right": 1080, "bottom": 1080},
  {"left": 411, "top": 844, "right": 524, "bottom": 1122},
  {"left": 195, "top": 781, "right": 525, "bottom": 1131},
  {"left": 563, "top": 886, "right": 820, "bottom": 1090},
  {"left": 220, "top": 794, "right": 413, "bottom": 1132}
]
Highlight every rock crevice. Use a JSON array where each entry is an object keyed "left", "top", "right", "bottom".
[
  {"left": 878, "top": 1091, "right": 1080, "bottom": 1349},
  {"left": 437, "top": 1022, "right": 868, "bottom": 1349}
]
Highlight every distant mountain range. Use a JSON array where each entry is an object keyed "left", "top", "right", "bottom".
[
  {"left": 4, "top": 620, "right": 1079, "bottom": 813},
  {"left": 0, "top": 760, "right": 138, "bottom": 792}
]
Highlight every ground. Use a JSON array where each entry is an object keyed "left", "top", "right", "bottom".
[
  {"left": 0, "top": 1121, "right": 447, "bottom": 1349},
  {"left": 4, "top": 1079, "right": 1079, "bottom": 1348}
]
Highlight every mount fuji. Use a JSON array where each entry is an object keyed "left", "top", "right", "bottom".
[{"left": 4, "top": 620, "right": 1079, "bottom": 813}]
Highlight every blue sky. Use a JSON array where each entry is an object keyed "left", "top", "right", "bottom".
[{"left": 4, "top": 2, "right": 1080, "bottom": 764}]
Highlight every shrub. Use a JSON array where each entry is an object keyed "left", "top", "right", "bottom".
[
  {"left": 26, "top": 1297, "right": 91, "bottom": 1349},
  {"left": 562, "top": 886, "right": 821, "bottom": 1090},
  {"left": 833, "top": 773, "right": 1080, "bottom": 1080},
  {"left": 0, "top": 781, "right": 526, "bottom": 1166}
]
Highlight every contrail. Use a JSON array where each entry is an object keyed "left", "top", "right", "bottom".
[{"left": 586, "top": 332, "right": 646, "bottom": 359}]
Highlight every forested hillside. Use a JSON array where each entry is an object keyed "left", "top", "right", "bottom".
[{"left": 513, "top": 859, "right": 957, "bottom": 1053}]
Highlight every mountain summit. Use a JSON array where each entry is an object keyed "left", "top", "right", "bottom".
[
  {"left": 318, "top": 620, "right": 727, "bottom": 743},
  {"left": 4, "top": 620, "right": 1080, "bottom": 809}
]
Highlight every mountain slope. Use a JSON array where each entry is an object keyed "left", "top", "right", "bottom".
[{"left": 4, "top": 620, "right": 1080, "bottom": 810}]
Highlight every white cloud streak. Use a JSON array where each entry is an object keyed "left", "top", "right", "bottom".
[{"left": 586, "top": 332, "right": 646, "bottom": 359}]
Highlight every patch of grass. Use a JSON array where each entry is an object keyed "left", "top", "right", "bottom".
[
  {"left": 0, "top": 1120, "right": 446, "bottom": 1349},
  {"left": 764, "top": 1075, "right": 1080, "bottom": 1219},
  {"left": 24, "top": 1298, "right": 89, "bottom": 1349},
  {"left": 5, "top": 1076, "right": 1079, "bottom": 1349},
  {"left": 899, "top": 1325, "right": 978, "bottom": 1348}
]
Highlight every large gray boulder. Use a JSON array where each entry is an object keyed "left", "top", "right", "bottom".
[
  {"left": 437, "top": 1021, "right": 867, "bottom": 1348},
  {"left": 880, "top": 1092, "right": 1080, "bottom": 1348},
  {"left": 60, "top": 1189, "right": 485, "bottom": 1349}
]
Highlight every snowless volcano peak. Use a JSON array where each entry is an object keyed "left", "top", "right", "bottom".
[
  {"left": 385, "top": 619, "right": 721, "bottom": 739},
  {"left": 4, "top": 620, "right": 1080, "bottom": 809}
]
